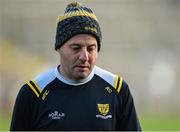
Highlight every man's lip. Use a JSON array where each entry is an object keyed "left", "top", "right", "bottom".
[
  {"left": 75, "top": 65, "right": 90, "bottom": 69},
  {"left": 76, "top": 65, "right": 89, "bottom": 68}
]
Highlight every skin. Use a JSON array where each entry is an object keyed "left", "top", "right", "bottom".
[{"left": 57, "top": 34, "right": 98, "bottom": 81}]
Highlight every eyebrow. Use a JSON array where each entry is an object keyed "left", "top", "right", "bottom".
[{"left": 69, "top": 43, "right": 97, "bottom": 47}]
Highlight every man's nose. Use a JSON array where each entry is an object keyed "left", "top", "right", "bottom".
[{"left": 79, "top": 48, "right": 89, "bottom": 62}]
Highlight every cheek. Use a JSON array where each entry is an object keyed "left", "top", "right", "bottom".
[
  {"left": 60, "top": 52, "right": 68, "bottom": 65},
  {"left": 60, "top": 52, "right": 77, "bottom": 66},
  {"left": 91, "top": 53, "right": 98, "bottom": 63}
]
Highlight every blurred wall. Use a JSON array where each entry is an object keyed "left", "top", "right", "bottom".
[{"left": 0, "top": 0, "right": 179, "bottom": 117}]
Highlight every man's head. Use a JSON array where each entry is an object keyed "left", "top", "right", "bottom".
[
  {"left": 55, "top": 2, "right": 101, "bottom": 81},
  {"left": 57, "top": 34, "right": 98, "bottom": 81},
  {"left": 55, "top": 2, "right": 102, "bottom": 51}
]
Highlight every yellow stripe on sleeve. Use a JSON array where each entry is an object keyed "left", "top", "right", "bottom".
[
  {"left": 117, "top": 77, "right": 123, "bottom": 93},
  {"left": 27, "top": 82, "right": 40, "bottom": 97},
  {"left": 31, "top": 80, "right": 42, "bottom": 93},
  {"left": 114, "top": 75, "right": 119, "bottom": 89}
]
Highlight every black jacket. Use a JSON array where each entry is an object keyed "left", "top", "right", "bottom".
[{"left": 10, "top": 66, "right": 141, "bottom": 131}]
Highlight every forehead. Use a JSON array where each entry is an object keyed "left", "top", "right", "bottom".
[{"left": 65, "top": 34, "right": 98, "bottom": 45}]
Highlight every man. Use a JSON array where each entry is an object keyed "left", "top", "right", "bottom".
[{"left": 10, "top": 2, "right": 141, "bottom": 131}]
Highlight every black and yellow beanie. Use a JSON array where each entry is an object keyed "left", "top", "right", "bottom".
[{"left": 55, "top": 2, "right": 102, "bottom": 51}]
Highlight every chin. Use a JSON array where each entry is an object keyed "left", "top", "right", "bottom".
[{"left": 75, "top": 72, "right": 90, "bottom": 80}]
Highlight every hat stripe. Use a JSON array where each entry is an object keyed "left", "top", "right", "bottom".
[{"left": 57, "top": 10, "right": 98, "bottom": 24}]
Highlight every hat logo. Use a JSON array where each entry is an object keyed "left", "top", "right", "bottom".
[{"left": 85, "top": 26, "right": 97, "bottom": 33}]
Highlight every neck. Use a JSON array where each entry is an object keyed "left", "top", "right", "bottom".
[{"left": 56, "top": 65, "right": 95, "bottom": 85}]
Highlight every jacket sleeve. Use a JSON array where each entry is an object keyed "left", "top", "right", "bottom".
[
  {"left": 116, "top": 80, "right": 141, "bottom": 131},
  {"left": 10, "top": 84, "right": 37, "bottom": 131}
]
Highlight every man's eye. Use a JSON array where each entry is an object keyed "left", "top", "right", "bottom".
[
  {"left": 88, "top": 46, "right": 96, "bottom": 52},
  {"left": 71, "top": 46, "right": 81, "bottom": 50}
]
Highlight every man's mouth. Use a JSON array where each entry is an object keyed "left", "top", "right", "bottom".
[{"left": 75, "top": 65, "right": 90, "bottom": 71}]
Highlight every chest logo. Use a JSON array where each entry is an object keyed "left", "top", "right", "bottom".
[
  {"left": 96, "top": 104, "right": 112, "bottom": 119},
  {"left": 97, "top": 104, "right": 109, "bottom": 116},
  {"left": 48, "top": 111, "right": 65, "bottom": 120}
]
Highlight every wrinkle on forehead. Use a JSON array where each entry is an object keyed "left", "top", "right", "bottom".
[{"left": 65, "top": 34, "right": 97, "bottom": 46}]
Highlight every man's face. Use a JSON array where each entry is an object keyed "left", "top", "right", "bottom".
[{"left": 57, "top": 34, "right": 98, "bottom": 81}]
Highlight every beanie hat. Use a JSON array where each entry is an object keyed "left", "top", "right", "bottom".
[{"left": 55, "top": 2, "right": 102, "bottom": 51}]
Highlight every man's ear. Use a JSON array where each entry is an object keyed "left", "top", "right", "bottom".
[{"left": 56, "top": 48, "right": 61, "bottom": 53}]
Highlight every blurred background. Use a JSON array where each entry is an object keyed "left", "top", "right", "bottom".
[{"left": 0, "top": 0, "right": 180, "bottom": 130}]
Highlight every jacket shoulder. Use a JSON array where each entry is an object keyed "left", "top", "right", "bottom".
[
  {"left": 94, "top": 66, "right": 123, "bottom": 93},
  {"left": 26, "top": 68, "right": 56, "bottom": 98}
]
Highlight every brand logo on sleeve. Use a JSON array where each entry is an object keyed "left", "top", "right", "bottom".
[
  {"left": 105, "top": 86, "right": 112, "bottom": 93},
  {"left": 42, "top": 90, "right": 50, "bottom": 100}
]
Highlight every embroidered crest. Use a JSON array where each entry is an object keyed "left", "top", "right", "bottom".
[
  {"left": 97, "top": 104, "right": 109, "bottom": 116},
  {"left": 96, "top": 103, "right": 112, "bottom": 119}
]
